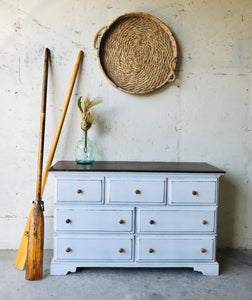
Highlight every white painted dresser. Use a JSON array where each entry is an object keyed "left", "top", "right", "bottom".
[{"left": 49, "top": 161, "right": 225, "bottom": 276}]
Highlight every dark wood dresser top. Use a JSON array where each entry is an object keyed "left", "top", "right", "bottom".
[{"left": 49, "top": 161, "right": 225, "bottom": 173}]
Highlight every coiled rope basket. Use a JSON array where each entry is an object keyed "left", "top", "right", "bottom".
[{"left": 94, "top": 12, "right": 177, "bottom": 95}]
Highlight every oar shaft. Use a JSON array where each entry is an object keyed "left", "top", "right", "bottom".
[{"left": 36, "top": 48, "right": 49, "bottom": 202}]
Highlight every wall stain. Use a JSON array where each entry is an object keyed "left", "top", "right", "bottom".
[
  {"left": 71, "top": 40, "right": 82, "bottom": 48},
  {"left": 33, "top": 18, "right": 50, "bottom": 31},
  {"left": 214, "top": 73, "right": 227, "bottom": 75},
  {"left": 0, "top": 215, "right": 17, "bottom": 219},
  {"left": 18, "top": 57, "right": 21, "bottom": 83},
  {"left": 14, "top": 22, "right": 21, "bottom": 32}
]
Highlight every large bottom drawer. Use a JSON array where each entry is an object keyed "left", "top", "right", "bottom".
[
  {"left": 137, "top": 236, "right": 215, "bottom": 262},
  {"left": 56, "top": 235, "right": 133, "bottom": 261}
]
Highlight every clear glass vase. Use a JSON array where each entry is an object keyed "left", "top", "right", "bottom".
[{"left": 75, "top": 131, "right": 94, "bottom": 164}]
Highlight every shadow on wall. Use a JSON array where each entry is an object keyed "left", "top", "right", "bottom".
[{"left": 217, "top": 176, "right": 237, "bottom": 248}]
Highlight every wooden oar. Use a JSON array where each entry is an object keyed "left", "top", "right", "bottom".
[
  {"left": 15, "top": 50, "right": 84, "bottom": 271},
  {"left": 25, "top": 48, "right": 49, "bottom": 280}
]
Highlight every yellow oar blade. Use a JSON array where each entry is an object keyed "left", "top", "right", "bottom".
[{"left": 14, "top": 213, "right": 32, "bottom": 270}]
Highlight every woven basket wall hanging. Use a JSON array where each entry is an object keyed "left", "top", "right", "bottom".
[{"left": 94, "top": 12, "right": 177, "bottom": 95}]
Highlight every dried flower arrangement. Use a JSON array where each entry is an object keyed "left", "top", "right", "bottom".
[{"left": 77, "top": 96, "right": 102, "bottom": 152}]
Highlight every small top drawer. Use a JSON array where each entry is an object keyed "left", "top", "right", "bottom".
[
  {"left": 169, "top": 180, "right": 216, "bottom": 205},
  {"left": 107, "top": 177, "right": 166, "bottom": 205},
  {"left": 57, "top": 179, "right": 103, "bottom": 203}
]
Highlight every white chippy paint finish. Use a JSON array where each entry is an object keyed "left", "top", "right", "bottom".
[{"left": 0, "top": 0, "right": 251, "bottom": 249}]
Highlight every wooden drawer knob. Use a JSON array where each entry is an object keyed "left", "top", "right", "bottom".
[
  {"left": 201, "top": 248, "right": 206, "bottom": 253},
  {"left": 118, "top": 248, "right": 124, "bottom": 253},
  {"left": 192, "top": 190, "right": 197, "bottom": 195},
  {"left": 65, "top": 248, "right": 71, "bottom": 253},
  {"left": 135, "top": 189, "right": 141, "bottom": 194},
  {"left": 149, "top": 219, "right": 155, "bottom": 224},
  {"left": 77, "top": 189, "right": 83, "bottom": 194},
  {"left": 65, "top": 219, "right": 71, "bottom": 224},
  {"left": 202, "top": 220, "right": 207, "bottom": 225},
  {"left": 148, "top": 248, "right": 154, "bottom": 253},
  {"left": 119, "top": 219, "right": 124, "bottom": 224}
]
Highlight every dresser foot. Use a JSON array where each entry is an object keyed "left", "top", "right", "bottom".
[
  {"left": 193, "top": 262, "right": 219, "bottom": 276},
  {"left": 50, "top": 261, "right": 77, "bottom": 275}
]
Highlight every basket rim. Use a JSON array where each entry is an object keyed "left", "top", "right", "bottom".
[{"left": 96, "top": 12, "right": 178, "bottom": 95}]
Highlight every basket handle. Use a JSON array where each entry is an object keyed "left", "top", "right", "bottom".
[
  {"left": 94, "top": 25, "right": 108, "bottom": 50},
  {"left": 167, "top": 57, "right": 176, "bottom": 83}
]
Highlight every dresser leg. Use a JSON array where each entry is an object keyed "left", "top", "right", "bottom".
[
  {"left": 193, "top": 262, "right": 219, "bottom": 276},
  {"left": 50, "top": 261, "right": 77, "bottom": 275}
]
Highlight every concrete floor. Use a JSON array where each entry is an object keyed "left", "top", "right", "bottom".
[{"left": 0, "top": 249, "right": 251, "bottom": 300}]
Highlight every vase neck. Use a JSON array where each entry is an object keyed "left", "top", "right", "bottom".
[
  {"left": 82, "top": 130, "right": 88, "bottom": 137},
  {"left": 82, "top": 130, "right": 88, "bottom": 153}
]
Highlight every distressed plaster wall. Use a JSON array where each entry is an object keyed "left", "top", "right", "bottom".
[{"left": 0, "top": 0, "right": 251, "bottom": 249}]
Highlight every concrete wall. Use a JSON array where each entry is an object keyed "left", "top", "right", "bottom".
[{"left": 0, "top": 0, "right": 251, "bottom": 249}]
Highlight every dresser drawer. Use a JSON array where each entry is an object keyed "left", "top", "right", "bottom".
[
  {"left": 107, "top": 177, "right": 166, "bottom": 204},
  {"left": 169, "top": 180, "right": 216, "bottom": 204},
  {"left": 56, "top": 236, "right": 133, "bottom": 261},
  {"left": 139, "top": 209, "right": 215, "bottom": 233},
  {"left": 57, "top": 179, "right": 103, "bottom": 203},
  {"left": 137, "top": 236, "right": 215, "bottom": 261},
  {"left": 55, "top": 208, "right": 134, "bottom": 232}
]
